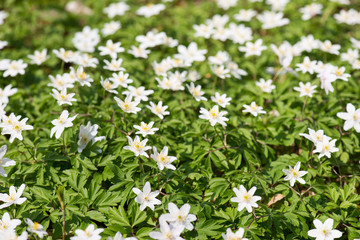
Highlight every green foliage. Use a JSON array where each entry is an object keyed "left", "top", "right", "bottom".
[{"left": 0, "top": 0, "right": 359, "bottom": 239}]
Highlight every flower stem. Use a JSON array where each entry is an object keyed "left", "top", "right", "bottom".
[
  {"left": 138, "top": 156, "right": 145, "bottom": 173},
  {"left": 63, "top": 131, "right": 67, "bottom": 156},
  {"left": 272, "top": 67, "right": 283, "bottom": 82},
  {"left": 61, "top": 61, "right": 65, "bottom": 73},
  {"left": 20, "top": 140, "right": 36, "bottom": 161},
  {"left": 301, "top": 96, "right": 308, "bottom": 120},
  {"left": 214, "top": 125, "right": 229, "bottom": 161}
]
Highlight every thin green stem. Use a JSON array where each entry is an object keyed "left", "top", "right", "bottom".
[
  {"left": 273, "top": 67, "right": 283, "bottom": 82},
  {"left": 20, "top": 140, "right": 36, "bottom": 161},
  {"left": 301, "top": 96, "right": 308, "bottom": 120},
  {"left": 214, "top": 125, "right": 229, "bottom": 160},
  {"left": 61, "top": 61, "right": 65, "bottom": 73},
  {"left": 63, "top": 131, "right": 67, "bottom": 156}
]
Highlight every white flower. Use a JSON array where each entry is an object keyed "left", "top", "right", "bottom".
[
  {"left": 336, "top": 103, "right": 360, "bottom": 132},
  {"left": 153, "top": 58, "right": 173, "bottom": 76},
  {"left": 299, "top": 3, "right": 323, "bottom": 20},
  {"left": 0, "top": 41, "right": 7, "bottom": 50},
  {"left": 132, "top": 182, "right": 161, "bottom": 211},
  {"left": 104, "top": 2, "right": 129, "bottom": 18},
  {"left": 158, "top": 32, "right": 178, "bottom": 47},
  {"left": 282, "top": 162, "right": 308, "bottom": 187},
  {"left": 320, "top": 40, "right": 341, "bottom": 55},
  {"left": 211, "top": 92, "right": 231, "bottom": 108},
  {"left": 0, "top": 59, "right": 10, "bottom": 71},
  {"left": 124, "top": 136, "right": 151, "bottom": 158},
  {"left": 299, "top": 35, "right": 320, "bottom": 52},
  {"left": 102, "top": 21, "right": 121, "bottom": 37},
  {"left": 151, "top": 146, "right": 177, "bottom": 171},
  {"left": 208, "top": 51, "right": 230, "bottom": 65},
  {"left": 98, "top": 40, "right": 125, "bottom": 59},
  {"left": 211, "top": 65, "right": 231, "bottom": 79},
  {"left": 212, "top": 27, "right": 231, "bottom": 42},
  {"left": 206, "top": 14, "right": 229, "bottom": 29},
  {"left": 53, "top": 48, "right": 75, "bottom": 63},
  {"left": 136, "top": 31, "right": 163, "bottom": 49},
  {"left": 226, "top": 61, "right": 247, "bottom": 79},
  {"left": 256, "top": 78, "right": 275, "bottom": 93},
  {"left": 242, "top": 102, "right": 266, "bottom": 117},
  {"left": 308, "top": 218, "right": 342, "bottom": 240},
  {"left": 231, "top": 185, "right": 261, "bottom": 213},
  {"left": 136, "top": 4, "right": 165, "bottom": 18},
  {"left": 104, "top": 58, "right": 125, "bottom": 71},
  {"left": 222, "top": 228, "right": 248, "bottom": 240},
  {"left": 334, "top": 9, "right": 360, "bottom": 25},
  {"left": 319, "top": 67, "right": 337, "bottom": 95},
  {"left": 313, "top": 136, "right": 339, "bottom": 158},
  {"left": 123, "top": 86, "right": 154, "bottom": 102},
  {"left": 162, "top": 202, "right": 197, "bottom": 231},
  {"left": 50, "top": 88, "right": 76, "bottom": 106},
  {"left": 134, "top": 122, "right": 158, "bottom": 137},
  {"left": 228, "top": 23, "right": 253, "bottom": 45},
  {"left": 72, "top": 26, "right": 100, "bottom": 53},
  {"left": 234, "top": 9, "right": 257, "bottom": 22},
  {"left": 147, "top": 101, "right": 170, "bottom": 119},
  {"left": 350, "top": 37, "right": 360, "bottom": 49},
  {"left": 71, "top": 224, "right": 104, "bottom": 240},
  {"left": 340, "top": 48, "right": 358, "bottom": 64},
  {"left": 75, "top": 66, "right": 94, "bottom": 87},
  {"left": 199, "top": 105, "right": 228, "bottom": 126},
  {"left": 0, "top": 212, "right": 21, "bottom": 232},
  {"left": 186, "top": 83, "right": 207, "bottom": 102},
  {"left": 78, "top": 122, "right": 105, "bottom": 153},
  {"left": 48, "top": 74, "right": 74, "bottom": 90},
  {"left": 3, "top": 60, "right": 27, "bottom": 77},
  {"left": 0, "top": 184, "right": 26, "bottom": 209},
  {"left": 295, "top": 56, "right": 317, "bottom": 74},
  {"left": 293, "top": 82, "right": 317, "bottom": 97},
  {"left": 0, "top": 231, "right": 28, "bottom": 240},
  {"left": 107, "top": 232, "right": 137, "bottom": 240},
  {"left": 299, "top": 128, "right": 325, "bottom": 145},
  {"left": 217, "top": 0, "right": 237, "bottom": 10},
  {"left": 0, "top": 84, "right": 17, "bottom": 105},
  {"left": 26, "top": 219, "right": 48, "bottom": 238},
  {"left": 149, "top": 216, "right": 184, "bottom": 240},
  {"left": 0, "top": 11, "right": 8, "bottom": 25},
  {"left": 193, "top": 24, "right": 214, "bottom": 39},
  {"left": 109, "top": 72, "right": 133, "bottom": 88},
  {"left": 267, "top": 0, "right": 289, "bottom": 11},
  {"left": 128, "top": 45, "right": 150, "bottom": 59},
  {"left": 75, "top": 53, "right": 99, "bottom": 68},
  {"left": 239, "top": 39, "right": 267, "bottom": 57},
  {"left": 28, "top": 49, "right": 48, "bottom": 65},
  {"left": 257, "top": 11, "right": 289, "bottom": 29},
  {"left": 0, "top": 114, "right": 33, "bottom": 143},
  {"left": 175, "top": 42, "right": 207, "bottom": 63},
  {"left": 0, "top": 145, "right": 16, "bottom": 177},
  {"left": 114, "top": 95, "right": 141, "bottom": 114},
  {"left": 331, "top": 66, "right": 350, "bottom": 81},
  {"left": 271, "top": 41, "right": 294, "bottom": 60},
  {"left": 50, "top": 110, "right": 77, "bottom": 139},
  {"left": 101, "top": 77, "right": 119, "bottom": 94}
]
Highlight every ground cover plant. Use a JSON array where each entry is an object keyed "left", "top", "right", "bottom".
[{"left": 0, "top": 0, "right": 359, "bottom": 239}]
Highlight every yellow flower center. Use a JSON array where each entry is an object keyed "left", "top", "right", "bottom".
[
  {"left": 160, "top": 156, "right": 169, "bottom": 163},
  {"left": 33, "top": 222, "right": 40, "bottom": 231},
  {"left": 123, "top": 103, "right": 130, "bottom": 110},
  {"left": 78, "top": 72, "right": 86, "bottom": 80},
  {"left": 13, "top": 123, "right": 21, "bottom": 131}
]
